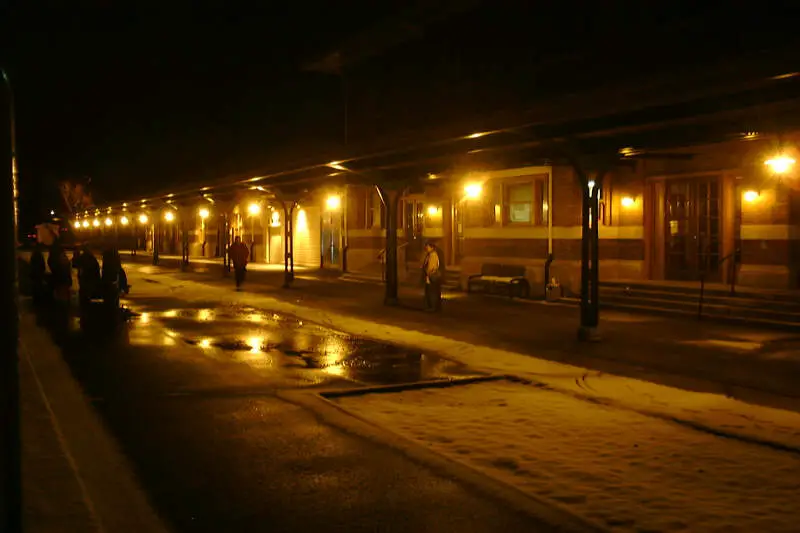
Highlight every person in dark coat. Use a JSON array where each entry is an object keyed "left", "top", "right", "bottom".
[
  {"left": 73, "top": 246, "right": 101, "bottom": 306},
  {"left": 29, "top": 244, "right": 48, "bottom": 303},
  {"left": 229, "top": 236, "right": 249, "bottom": 290},
  {"left": 47, "top": 242, "right": 73, "bottom": 303}
]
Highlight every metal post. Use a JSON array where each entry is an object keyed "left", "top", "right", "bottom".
[
  {"left": 222, "top": 213, "right": 230, "bottom": 275},
  {"left": 1, "top": 67, "right": 22, "bottom": 533},
  {"left": 152, "top": 222, "right": 159, "bottom": 265},
  {"left": 342, "top": 185, "right": 348, "bottom": 273},
  {"left": 282, "top": 202, "right": 295, "bottom": 288},
  {"left": 379, "top": 186, "right": 400, "bottom": 306}
]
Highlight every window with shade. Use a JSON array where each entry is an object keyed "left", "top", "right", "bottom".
[{"left": 502, "top": 178, "right": 548, "bottom": 225}]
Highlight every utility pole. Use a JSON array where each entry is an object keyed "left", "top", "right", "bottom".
[{"left": 1, "top": 67, "right": 22, "bottom": 533}]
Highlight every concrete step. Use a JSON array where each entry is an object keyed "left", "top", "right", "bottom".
[
  {"left": 600, "top": 286, "right": 800, "bottom": 313},
  {"left": 597, "top": 301, "right": 800, "bottom": 331},
  {"left": 600, "top": 293, "right": 800, "bottom": 324},
  {"left": 602, "top": 280, "right": 800, "bottom": 303}
]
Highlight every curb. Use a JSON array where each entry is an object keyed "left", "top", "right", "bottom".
[
  {"left": 278, "top": 387, "right": 607, "bottom": 533},
  {"left": 19, "top": 311, "right": 171, "bottom": 533}
]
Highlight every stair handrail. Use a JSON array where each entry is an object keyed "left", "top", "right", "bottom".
[
  {"left": 697, "top": 248, "right": 740, "bottom": 319},
  {"left": 377, "top": 241, "right": 410, "bottom": 281}
]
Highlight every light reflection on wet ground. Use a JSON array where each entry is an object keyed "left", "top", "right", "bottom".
[{"left": 126, "top": 299, "right": 482, "bottom": 386}]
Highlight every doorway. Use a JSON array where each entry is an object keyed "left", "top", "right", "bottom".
[{"left": 664, "top": 177, "right": 721, "bottom": 281}]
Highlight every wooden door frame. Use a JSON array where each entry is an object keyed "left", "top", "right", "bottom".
[{"left": 644, "top": 170, "right": 736, "bottom": 282}]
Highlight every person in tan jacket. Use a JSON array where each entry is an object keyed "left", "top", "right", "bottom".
[{"left": 421, "top": 241, "right": 442, "bottom": 312}]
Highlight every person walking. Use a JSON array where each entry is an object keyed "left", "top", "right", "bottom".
[
  {"left": 422, "top": 240, "right": 442, "bottom": 312},
  {"left": 229, "top": 236, "right": 249, "bottom": 290}
]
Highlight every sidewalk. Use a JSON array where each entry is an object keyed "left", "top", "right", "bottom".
[
  {"left": 19, "top": 309, "right": 169, "bottom": 533},
  {"left": 126, "top": 254, "right": 800, "bottom": 409}
]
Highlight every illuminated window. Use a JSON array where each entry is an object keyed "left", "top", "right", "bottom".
[{"left": 502, "top": 177, "right": 548, "bottom": 225}]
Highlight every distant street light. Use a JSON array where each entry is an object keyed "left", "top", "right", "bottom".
[
  {"left": 73, "top": 221, "right": 81, "bottom": 229},
  {"left": 82, "top": 220, "right": 90, "bottom": 228},
  {"left": 198, "top": 207, "right": 210, "bottom": 220},
  {"left": 164, "top": 211, "right": 175, "bottom": 222},
  {"left": 92, "top": 219, "right": 100, "bottom": 228},
  {"left": 138, "top": 213, "right": 149, "bottom": 224},
  {"left": 247, "top": 202, "right": 261, "bottom": 216},
  {"left": 104, "top": 217, "right": 113, "bottom": 227},
  {"left": 120, "top": 216, "right": 129, "bottom": 226}
]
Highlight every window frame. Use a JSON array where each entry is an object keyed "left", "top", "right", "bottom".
[{"left": 500, "top": 175, "right": 549, "bottom": 226}]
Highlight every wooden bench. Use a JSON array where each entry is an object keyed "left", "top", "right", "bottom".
[{"left": 467, "top": 263, "right": 530, "bottom": 298}]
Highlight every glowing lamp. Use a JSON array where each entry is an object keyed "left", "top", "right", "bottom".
[
  {"left": 427, "top": 205, "right": 440, "bottom": 216},
  {"left": 104, "top": 217, "right": 113, "bottom": 226},
  {"left": 73, "top": 221, "right": 81, "bottom": 229},
  {"left": 743, "top": 190, "right": 760, "bottom": 202},
  {"left": 464, "top": 183, "right": 482, "bottom": 199},
  {"left": 92, "top": 219, "right": 100, "bottom": 228},
  {"left": 199, "top": 208, "right": 210, "bottom": 219},
  {"left": 138, "top": 214, "right": 149, "bottom": 224},
  {"left": 82, "top": 220, "right": 89, "bottom": 228},
  {"left": 164, "top": 211, "right": 175, "bottom": 222},
  {"left": 120, "top": 216, "right": 129, "bottom": 226},
  {"left": 621, "top": 196, "right": 635, "bottom": 208},
  {"left": 765, "top": 156, "right": 795, "bottom": 174},
  {"left": 248, "top": 203, "right": 261, "bottom": 216},
  {"left": 326, "top": 195, "right": 341, "bottom": 210}
]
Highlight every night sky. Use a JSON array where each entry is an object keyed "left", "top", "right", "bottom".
[{"left": 6, "top": 2, "right": 799, "bottom": 229}]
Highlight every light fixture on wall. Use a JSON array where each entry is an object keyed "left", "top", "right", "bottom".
[
  {"left": 92, "top": 219, "right": 100, "bottom": 227},
  {"left": 765, "top": 155, "right": 795, "bottom": 174},
  {"left": 248, "top": 202, "right": 261, "bottom": 216},
  {"left": 621, "top": 196, "right": 635, "bottom": 208},
  {"left": 464, "top": 183, "right": 482, "bottom": 199},
  {"left": 326, "top": 195, "right": 341, "bottom": 210},
  {"left": 73, "top": 221, "right": 81, "bottom": 229},
  {"left": 138, "top": 214, "right": 149, "bottom": 224},
  {"left": 743, "top": 190, "right": 760, "bottom": 202},
  {"left": 104, "top": 217, "right": 113, "bottom": 226},
  {"left": 198, "top": 208, "right": 210, "bottom": 219},
  {"left": 164, "top": 211, "right": 175, "bottom": 222},
  {"left": 82, "top": 220, "right": 90, "bottom": 228},
  {"left": 427, "top": 205, "right": 441, "bottom": 216},
  {"left": 120, "top": 216, "right": 129, "bottom": 226}
]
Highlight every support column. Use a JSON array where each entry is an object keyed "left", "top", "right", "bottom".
[
  {"left": 576, "top": 169, "right": 606, "bottom": 341},
  {"left": 180, "top": 219, "right": 189, "bottom": 271},
  {"left": 152, "top": 222, "right": 159, "bottom": 265},
  {"left": 282, "top": 201, "right": 295, "bottom": 288},
  {"left": 222, "top": 213, "right": 230, "bottom": 276},
  {"left": 378, "top": 186, "right": 401, "bottom": 306}
]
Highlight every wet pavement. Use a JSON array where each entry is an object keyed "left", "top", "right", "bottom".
[
  {"left": 126, "top": 297, "right": 482, "bottom": 388},
  {"left": 20, "top": 263, "right": 553, "bottom": 532}
]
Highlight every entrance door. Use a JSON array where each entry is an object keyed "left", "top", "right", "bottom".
[{"left": 664, "top": 177, "right": 721, "bottom": 280}]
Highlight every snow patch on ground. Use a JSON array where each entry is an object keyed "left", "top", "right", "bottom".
[{"left": 334, "top": 380, "right": 800, "bottom": 533}]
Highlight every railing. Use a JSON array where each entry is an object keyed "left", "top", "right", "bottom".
[
  {"left": 697, "top": 249, "right": 739, "bottom": 319},
  {"left": 377, "top": 241, "right": 410, "bottom": 281}
]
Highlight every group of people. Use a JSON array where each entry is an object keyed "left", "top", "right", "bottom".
[{"left": 29, "top": 242, "right": 128, "bottom": 309}]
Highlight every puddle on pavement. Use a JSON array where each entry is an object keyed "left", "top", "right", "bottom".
[{"left": 126, "top": 301, "right": 481, "bottom": 385}]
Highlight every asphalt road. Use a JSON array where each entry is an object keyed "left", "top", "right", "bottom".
[{"left": 33, "top": 280, "right": 556, "bottom": 532}]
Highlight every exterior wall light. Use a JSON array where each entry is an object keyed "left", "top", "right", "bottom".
[
  {"left": 120, "top": 216, "right": 129, "bottom": 226},
  {"left": 427, "top": 205, "right": 441, "bottom": 216},
  {"left": 164, "top": 211, "right": 175, "bottom": 222},
  {"left": 139, "top": 214, "right": 149, "bottom": 224},
  {"left": 326, "top": 195, "right": 341, "bottom": 210},
  {"left": 104, "top": 217, "right": 113, "bottom": 226},
  {"left": 464, "top": 183, "right": 482, "bottom": 199},
  {"left": 73, "top": 221, "right": 81, "bottom": 229},
  {"left": 621, "top": 196, "right": 635, "bottom": 208},
  {"left": 199, "top": 208, "right": 210, "bottom": 219},
  {"left": 765, "top": 155, "right": 795, "bottom": 174},
  {"left": 248, "top": 202, "right": 261, "bottom": 216},
  {"left": 743, "top": 190, "right": 760, "bottom": 202},
  {"left": 82, "top": 220, "right": 90, "bottom": 228},
  {"left": 92, "top": 219, "right": 100, "bottom": 227}
]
